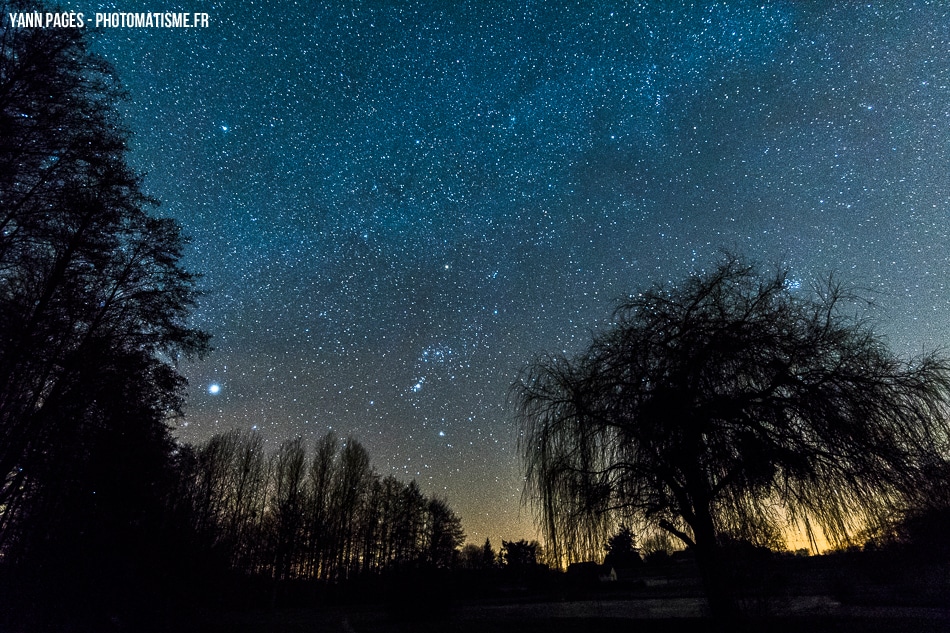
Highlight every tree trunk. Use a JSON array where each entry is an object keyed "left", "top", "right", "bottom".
[{"left": 691, "top": 504, "right": 740, "bottom": 621}]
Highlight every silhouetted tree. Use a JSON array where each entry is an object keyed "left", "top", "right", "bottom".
[
  {"left": 460, "top": 537, "right": 497, "bottom": 570},
  {"left": 873, "top": 461, "right": 950, "bottom": 560},
  {"left": 482, "top": 537, "right": 498, "bottom": 569},
  {"left": 304, "top": 431, "right": 337, "bottom": 578},
  {"left": 0, "top": 3, "right": 209, "bottom": 626},
  {"left": 501, "top": 539, "right": 540, "bottom": 569},
  {"left": 424, "top": 497, "right": 466, "bottom": 568},
  {"left": 604, "top": 524, "right": 641, "bottom": 569},
  {"left": 375, "top": 475, "right": 406, "bottom": 571},
  {"left": 514, "top": 255, "right": 950, "bottom": 618},
  {"left": 270, "top": 437, "right": 307, "bottom": 582},
  {"left": 390, "top": 479, "right": 425, "bottom": 565},
  {"left": 226, "top": 430, "right": 268, "bottom": 574},
  {"left": 332, "top": 439, "right": 372, "bottom": 578},
  {"left": 458, "top": 543, "right": 482, "bottom": 569}
]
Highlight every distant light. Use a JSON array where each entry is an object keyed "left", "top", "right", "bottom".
[{"left": 208, "top": 383, "right": 221, "bottom": 395}]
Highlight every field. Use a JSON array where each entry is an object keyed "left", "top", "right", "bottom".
[
  {"left": 187, "top": 599, "right": 950, "bottom": 633},
  {"left": 172, "top": 553, "right": 949, "bottom": 633}
]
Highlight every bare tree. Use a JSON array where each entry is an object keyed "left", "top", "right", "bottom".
[
  {"left": 331, "top": 438, "right": 372, "bottom": 579},
  {"left": 175, "top": 429, "right": 466, "bottom": 585},
  {"left": 304, "top": 431, "right": 337, "bottom": 579},
  {"left": 376, "top": 475, "right": 406, "bottom": 567},
  {"left": 270, "top": 437, "right": 307, "bottom": 582},
  {"left": 225, "top": 430, "right": 267, "bottom": 574},
  {"left": 514, "top": 256, "right": 950, "bottom": 618},
  {"left": 191, "top": 431, "right": 239, "bottom": 540}
]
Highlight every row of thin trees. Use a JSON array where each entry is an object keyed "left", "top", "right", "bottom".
[{"left": 173, "top": 429, "right": 465, "bottom": 583}]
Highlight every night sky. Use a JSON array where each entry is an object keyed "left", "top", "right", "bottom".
[{"left": 64, "top": 1, "right": 950, "bottom": 544}]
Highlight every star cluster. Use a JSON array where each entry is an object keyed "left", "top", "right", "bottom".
[{"left": 74, "top": 1, "right": 950, "bottom": 544}]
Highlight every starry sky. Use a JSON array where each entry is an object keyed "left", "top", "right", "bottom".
[{"left": 67, "top": 1, "right": 950, "bottom": 545}]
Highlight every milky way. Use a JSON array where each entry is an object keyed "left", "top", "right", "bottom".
[{"left": 70, "top": 1, "right": 950, "bottom": 543}]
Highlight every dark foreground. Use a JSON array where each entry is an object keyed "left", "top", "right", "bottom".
[
  {"left": 187, "top": 600, "right": 950, "bottom": 633},
  {"left": 5, "top": 547, "right": 949, "bottom": 631}
]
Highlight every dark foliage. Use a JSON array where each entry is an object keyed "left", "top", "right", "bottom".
[
  {"left": 0, "top": 2, "right": 209, "bottom": 628},
  {"left": 889, "top": 462, "right": 950, "bottom": 560},
  {"left": 501, "top": 539, "right": 540, "bottom": 569},
  {"left": 604, "top": 524, "right": 642, "bottom": 569}
]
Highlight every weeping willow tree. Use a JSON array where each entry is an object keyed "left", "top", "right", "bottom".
[{"left": 513, "top": 256, "right": 950, "bottom": 618}]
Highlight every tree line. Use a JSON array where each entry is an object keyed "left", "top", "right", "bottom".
[{"left": 173, "top": 429, "right": 465, "bottom": 583}]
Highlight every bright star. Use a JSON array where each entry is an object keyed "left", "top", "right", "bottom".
[{"left": 208, "top": 383, "right": 221, "bottom": 395}]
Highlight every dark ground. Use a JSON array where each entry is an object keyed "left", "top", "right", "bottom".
[
  {"left": 6, "top": 549, "right": 948, "bottom": 632},
  {"left": 185, "top": 600, "right": 950, "bottom": 633},
  {"left": 174, "top": 553, "right": 950, "bottom": 633}
]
